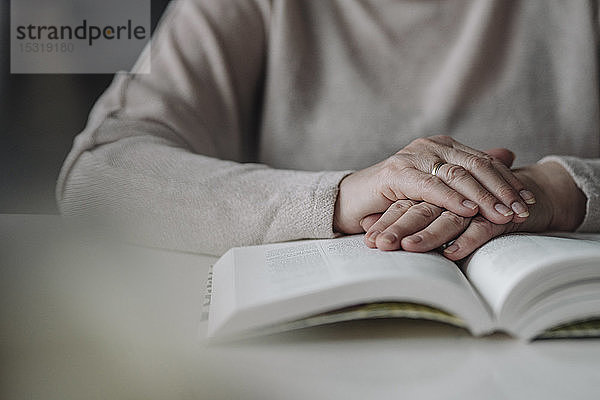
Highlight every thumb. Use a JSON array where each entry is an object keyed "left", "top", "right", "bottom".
[{"left": 484, "top": 148, "right": 515, "bottom": 168}]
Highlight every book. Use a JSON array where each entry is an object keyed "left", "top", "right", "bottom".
[{"left": 206, "top": 233, "right": 600, "bottom": 341}]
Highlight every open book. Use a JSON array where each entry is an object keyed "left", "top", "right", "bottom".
[{"left": 206, "top": 233, "right": 600, "bottom": 340}]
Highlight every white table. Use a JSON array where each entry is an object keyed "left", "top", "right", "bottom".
[{"left": 1, "top": 215, "right": 599, "bottom": 400}]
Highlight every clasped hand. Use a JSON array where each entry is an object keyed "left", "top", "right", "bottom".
[{"left": 333, "top": 136, "right": 585, "bottom": 260}]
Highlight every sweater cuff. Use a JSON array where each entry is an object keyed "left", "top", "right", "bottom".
[
  {"left": 310, "top": 171, "right": 354, "bottom": 238},
  {"left": 266, "top": 170, "right": 353, "bottom": 243},
  {"left": 538, "top": 156, "right": 600, "bottom": 232}
]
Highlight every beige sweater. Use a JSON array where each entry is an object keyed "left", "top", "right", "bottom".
[{"left": 57, "top": 0, "right": 600, "bottom": 255}]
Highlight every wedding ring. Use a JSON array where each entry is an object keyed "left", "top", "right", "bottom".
[
  {"left": 439, "top": 240, "right": 455, "bottom": 251},
  {"left": 431, "top": 161, "right": 446, "bottom": 176}
]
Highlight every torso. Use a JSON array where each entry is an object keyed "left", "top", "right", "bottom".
[{"left": 259, "top": 0, "right": 600, "bottom": 170}]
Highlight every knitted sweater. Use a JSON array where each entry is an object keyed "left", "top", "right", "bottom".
[{"left": 57, "top": 0, "right": 600, "bottom": 255}]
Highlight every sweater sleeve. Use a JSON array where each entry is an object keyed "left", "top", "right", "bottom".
[
  {"left": 56, "top": 0, "right": 351, "bottom": 256},
  {"left": 538, "top": 156, "right": 600, "bottom": 232}
]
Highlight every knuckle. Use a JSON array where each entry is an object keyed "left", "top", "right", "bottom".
[
  {"left": 438, "top": 187, "right": 462, "bottom": 206},
  {"left": 421, "top": 174, "right": 442, "bottom": 191},
  {"left": 475, "top": 190, "right": 498, "bottom": 205},
  {"left": 441, "top": 192, "right": 457, "bottom": 207},
  {"left": 412, "top": 137, "right": 436, "bottom": 148},
  {"left": 411, "top": 203, "right": 437, "bottom": 219},
  {"left": 441, "top": 211, "right": 467, "bottom": 228},
  {"left": 405, "top": 199, "right": 419, "bottom": 208},
  {"left": 382, "top": 155, "right": 409, "bottom": 174},
  {"left": 444, "top": 165, "right": 469, "bottom": 184},
  {"left": 383, "top": 154, "right": 401, "bottom": 168},
  {"left": 431, "top": 135, "right": 453, "bottom": 144},
  {"left": 495, "top": 185, "right": 517, "bottom": 201},
  {"left": 417, "top": 229, "right": 438, "bottom": 243},
  {"left": 472, "top": 216, "right": 495, "bottom": 237},
  {"left": 470, "top": 156, "right": 493, "bottom": 170},
  {"left": 456, "top": 234, "right": 476, "bottom": 249},
  {"left": 380, "top": 226, "right": 402, "bottom": 242},
  {"left": 389, "top": 200, "right": 411, "bottom": 212},
  {"left": 368, "top": 223, "right": 386, "bottom": 235}
]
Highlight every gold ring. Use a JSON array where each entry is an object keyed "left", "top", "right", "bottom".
[
  {"left": 439, "top": 240, "right": 455, "bottom": 252},
  {"left": 431, "top": 161, "right": 446, "bottom": 176}
]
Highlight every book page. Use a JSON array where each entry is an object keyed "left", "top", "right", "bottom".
[
  {"left": 234, "top": 235, "right": 470, "bottom": 307},
  {"left": 322, "top": 236, "right": 480, "bottom": 291},
  {"left": 464, "top": 233, "right": 600, "bottom": 317}
]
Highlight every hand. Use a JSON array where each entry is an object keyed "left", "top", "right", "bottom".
[
  {"left": 360, "top": 161, "right": 586, "bottom": 260},
  {"left": 334, "top": 136, "right": 535, "bottom": 234}
]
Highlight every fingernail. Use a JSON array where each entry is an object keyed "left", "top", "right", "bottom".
[
  {"left": 494, "top": 203, "right": 514, "bottom": 217},
  {"left": 511, "top": 202, "right": 529, "bottom": 218},
  {"left": 366, "top": 230, "right": 381, "bottom": 242},
  {"left": 520, "top": 190, "right": 536, "bottom": 205},
  {"left": 462, "top": 200, "right": 478, "bottom": 210},
  {"left": 405, "top": 235, "right": 422, "bottom": 244},
  {"left": 444, "top": 243, "right": 459, "bottom": 254},
  {"left": 379, "top": 232, "right": 397, "bottom": 244}
]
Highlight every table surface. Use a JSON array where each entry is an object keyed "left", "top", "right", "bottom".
[{"left": 1, "top": 214, "right": 599, "bottom": 400}]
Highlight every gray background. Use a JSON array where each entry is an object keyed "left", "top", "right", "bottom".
[{"left": 0, "top": 0, "right": 171, "bottom": 213}]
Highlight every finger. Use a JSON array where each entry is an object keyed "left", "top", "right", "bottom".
[
  {"left": 442, "top": 216, "right": 511, "bottom": 261},
  {"left": 360, "top": 213, "right": 383, "bottom": 232},
  {"left": 450, "top": 143, "right": 534, "bottom": 207},
  {"left": 449, "top": 140, "right": 505, "bottom": 163},
  {"left": 364, "top": 200, "right": 417, "bottom": 248},
  {"left": 410, "top": 136, "right": 532, "bottom": 217},
  {"left": 429, "top": 136, "right": 535, "bottom": 208},
  {"left": 444, "top": 149, "right": 531, "bottom": 221},
  {"left": 398, "top": 169, "right": 480, "bottom": 218},
  {"left": 376, "top": 203, "right": 443, "bottom": 251},
  {"left": 483, "top": 148, "right": 537, "bottom": 212},
  {"left": 361, "top": 213, "right": 383, "bottom": 248},
  {"left": 484, "top": 148, "right": 515, "bottom": 167},
  {"left": 484, "top": 147, "right": 536, "bottom": 207},
  {"left": 433, "top": 162, "right": 516, "bottom": 225},
  {"left": 493, "top": 160, "right": 536, "bottom": 206},
  {"left": 491, "top": 162, "right": 535, "bottom": 224},
  {"left": 400, "top": 211, "right": 471, "bottom": 253}
]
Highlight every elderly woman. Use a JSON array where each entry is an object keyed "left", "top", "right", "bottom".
[{"left": 58, "top": 0, "right": 599, "bottom": 256}]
